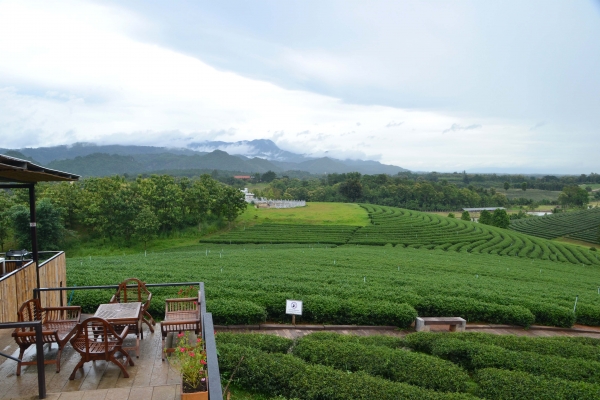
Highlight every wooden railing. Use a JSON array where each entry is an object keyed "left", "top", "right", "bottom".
[{"left": 0, "top": 251, "right": 67, "bottom": 323}]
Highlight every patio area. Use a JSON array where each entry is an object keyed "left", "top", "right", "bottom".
[{"left": 0, "top": 322, "right": 183, "bottom": 400}]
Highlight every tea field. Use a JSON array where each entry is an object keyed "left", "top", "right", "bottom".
[
  {"left": 67, "top": 242, "right": 600, "bottom": 328},
  {"left": 202, "top": 205, "right": 600, "bottom": 266},
  {"left": 217, "top": 331, "right": 600, "bottom": 399},
  {"left": 510, "top": 208, "right": 600, "bottom": 245}
]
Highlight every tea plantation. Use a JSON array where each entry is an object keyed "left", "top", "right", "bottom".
[
  {"left": 201, "top": 205, "right": 600, "bottom": 266},
  {"left": 510, "top": 207, "right": 600, "bottom": 244},
  {"left": 67, "top": 242, "right": 600, "bottom": 328},
  {"left": 216, "top": 331, "right": 600, "bottom": 399}
]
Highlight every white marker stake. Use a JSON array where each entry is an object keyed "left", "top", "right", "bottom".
[
  {"left": 364, "top": 277, "right": 366, "bottom": 283},
  {"left": 574, "top": 295, "right": 579, "bottom": 313}
]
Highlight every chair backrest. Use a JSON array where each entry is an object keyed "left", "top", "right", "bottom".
[
  {"left": 113, "top": 278, "right": 151, "bottom": 304},
  {"left": 70, "top": 317, "right": 123, "bottom": 356},
  {"left": 16, "top": 299, "right": 44, "bottom": 330}
]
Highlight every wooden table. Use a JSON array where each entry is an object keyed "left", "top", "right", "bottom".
[{"left": 94, "top": 302, "right": 142, "bottom": 357}]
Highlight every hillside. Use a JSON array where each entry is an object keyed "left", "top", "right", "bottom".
[
  {"left": 510, "top": 208, "right": 600, "bottom": 245},
  {"left": 202, "top": 204, "right": 600, "bottom": 266}
]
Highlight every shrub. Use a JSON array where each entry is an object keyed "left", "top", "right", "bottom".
[
  {"left": 475, "top": 368, "right": 600, "bottom": 400},
  {"left": 299, "top": 331, "right": 406, "bottom": 349},
  {"left": 216, "top": 332, "right": 292, "bottom": 353},
  {"left": 293, "top": 338, "right": 472, "bottom": 392},
  {"left": 218, "top": 344, "right": 477, "bottom": 400},
  {"left": 576, "top": 304, "right": 600, "bottom": 326},
  {"left": 206, "top": 299, "right": 266, "bottom": 325},
  {"left": 522, "top": 301, "right": 575, "bottom": 328},
  {"left": 415, "top": 296, "right": 535, "bottom": 327}
]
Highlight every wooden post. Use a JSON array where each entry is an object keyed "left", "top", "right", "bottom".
[
  {"left": 29, "top": 184, "right": 40, "bottom": 300},
  {"left": 292, "top": 315, "right": 295, "bottom": 325}
]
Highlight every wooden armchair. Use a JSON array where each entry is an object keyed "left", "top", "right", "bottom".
[
  {"left": 110, "top": 278, "right": 155, "bottom": 337},
  {"left": 12, "top": 298, "right": 81, "bottom": 375},
  {"left": 69, "top": 317, "right": 133, "bottom": 380},
  {"left": 160, "top": 291, "right": 202, "bottom": 360}
]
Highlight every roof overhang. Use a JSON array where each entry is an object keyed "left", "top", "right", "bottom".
[{"left": 0, "top": 154, "right": 80, "bottom": 183}]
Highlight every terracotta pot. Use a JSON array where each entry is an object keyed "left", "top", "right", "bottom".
[{"left": 180, "top": 380, "right": 208, "bottom": 400}]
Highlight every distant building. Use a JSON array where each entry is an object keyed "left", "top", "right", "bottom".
[
  {"left": 241, "top": 188, "right": 255, "bottom": 202},
  {"left": 234, "top": 175, "right": 252, "bottom": 180}
]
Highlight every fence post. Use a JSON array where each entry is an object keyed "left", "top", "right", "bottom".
[{"left": 34, "top": 322, "right": 46, "bottom": 399}]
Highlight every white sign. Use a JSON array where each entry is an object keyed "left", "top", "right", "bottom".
[{"left": 286, "top": 300, "right": 303, "bottom": 315}]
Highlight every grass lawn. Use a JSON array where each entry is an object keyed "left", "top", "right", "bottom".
[{"left": 237, "top": 202, "right": 369, "bottom": 226}]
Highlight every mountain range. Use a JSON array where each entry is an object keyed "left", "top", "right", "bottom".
[{"left": 0, "top": 140, "right": 408, "bottom": 177}]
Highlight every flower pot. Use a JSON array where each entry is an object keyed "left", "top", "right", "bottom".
[{"left": 180, "top": 380, "right": 208, "bottom": 400}]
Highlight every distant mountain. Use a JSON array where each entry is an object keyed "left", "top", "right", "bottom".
[
  {"left": 188, "top": 139, "right": 310, "bottom": 163},
  {"left": 14, "top": 143, "right": 199, "bottom": 164},
  {"left": 3, "top": 139, "right": 409, "bottom": 176},
  {"left": 45, "top": 150, "right": 281, "bottom": 177}
]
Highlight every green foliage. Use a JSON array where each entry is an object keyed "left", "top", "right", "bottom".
[
  {"left": 293, "top": 336, "right": 471, "bottom": 392},
  {"left": 448, "top": 212, "right": 455, "bottom": 218},
  {"left": 339, "top": 177, "right": 363, "bottom": 202},
  {"left": 261, "top": 171, "right": 277, "bottom": 183},
  {"left": 133, "top": 207, "right": 159, "bottom": 250},
  {"left": 9, "top": 198, "right": 65, "bottom": 250},
  {"left": 216, "top": 332, "right": 292, "bottom": 353},
  {"left": 491, "top": 209, "right": 510, "bottom": 229},
  {"left": 559, "top": 185, "right": 590, "bottom": 208},
  {"left": 461, "top": 211, "right": 470, "bottom": 221},
  {"left": 475, "top": 368, "right": 600, "bottom": 400},
  {"left": 478, "top": 210, "right": 492, "bottom": 225},
  {"left": 206, "top": 299, "right": 267, "bottom": 325},
  {"left": 218, "top": 344, "right": 476, "bottom": 400}
]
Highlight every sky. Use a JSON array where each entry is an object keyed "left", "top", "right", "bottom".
[{"left": 0, "top": 0, "right": 599, "bottom": 174}]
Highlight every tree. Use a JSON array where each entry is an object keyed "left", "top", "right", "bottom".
[
  {"left": 462, "top": 171, "right": 470, "bottom": 184},
  {"left": 461, "top": 211, "right": 471, "bottom": 221},
  {"left": 447, "top": 212, "right": 455, "bottom": 218},
  {"left": 521, "top": 182, "right": 527, "bottom": 191},
  {"left": 339, "top": 178, "right": 363, "bottom": 202},
  {"left": 261, "top": 171, "right": 277, "bottom": 183},
  {"left": 133, "top": 207, "right": 159, "bottom": 251},
  {"left": 479, "top": 210, "right": 492, "bottom": 225},
  {"left": 219, "top": 186, "right": 247, "bottom": 226},
  {"left": 504, "top": 182, "right": 510, "bottom": 191},
  {"left": 558, "top": 185, "right": 589, "bottom": 208},
  {"left": 492, "top": 208, "right": 510, "bottom": 229},
  {"left": 9, "top": 199, "right": 65, "bottom": 250}
]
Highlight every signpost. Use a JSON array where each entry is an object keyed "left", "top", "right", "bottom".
[{"left": 286, "top": 299, "right": 303, "bottom": 325}]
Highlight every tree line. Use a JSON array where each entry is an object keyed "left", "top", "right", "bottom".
[
  {"left": 0, "top": 174, "right": 247, "bottom": 251},
  {"left": 253, "top": 172, "right": 592, "bottom": 211}
]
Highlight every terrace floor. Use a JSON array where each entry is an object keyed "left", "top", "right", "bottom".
[{"left": 0, "top": 323, "right": 182, "bottom": 400}]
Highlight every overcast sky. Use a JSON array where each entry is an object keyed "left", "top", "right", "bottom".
[{"left": 1, "top": 0, "right": 599, "bottom": 173}]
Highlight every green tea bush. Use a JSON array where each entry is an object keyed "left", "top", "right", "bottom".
[
  {"left": 216, "top": 332, "right": 292, "bottom": 353},
  {"left": 218, "top": 344, "right": 477, "bottom": 400},
  {"left": 576, "top": 304, "right": 600, "bottom": 326},
  {"left": 415, "top": 296, "right": 535, "bottom": 327},
  {"left": 522, "top": 301, "right": 575, "bottom": 327},
  {"left": 206, "top": 299, "right": 267, "bottom": 325},
  {"left": 475, "top": 368, "right": 600, "bottom": 400},
  {"left": 298, "top": 331, "right": 406, "bottom": 349},
  {"left": 430, "top": 338, "right": 600, "bottom": 383},
  {"left": 293, "top": 338, "right": 471, "bottom": 392}
]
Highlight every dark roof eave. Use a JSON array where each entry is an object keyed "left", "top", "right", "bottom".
[{"left": 0, "top": 154, "right": 80, "bottom": 183}]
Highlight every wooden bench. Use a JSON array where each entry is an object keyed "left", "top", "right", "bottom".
[
  {"left": 160, "top": 292, "right": 202, "bottom": 360},
  {"left": 12, "top": 299, "right": 81, "bottom": 375},
  {"left": 415, "top": 317, "right": 466, "bottom": 332}
]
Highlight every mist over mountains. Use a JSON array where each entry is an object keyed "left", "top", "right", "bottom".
[{"left": 0, "top": 140, "right": 408, "bottom": 177}]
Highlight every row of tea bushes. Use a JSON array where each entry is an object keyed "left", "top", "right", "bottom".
[
  {"left": 292, "top": 337, "right": 471, "bottom": 393},
  {"left": 218, "top": 343, "right": 477, "bottom": 400}
]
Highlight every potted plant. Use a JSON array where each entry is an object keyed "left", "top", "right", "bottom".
[{"left": 167, "top": 332, "right": 208, "bottom": 399}]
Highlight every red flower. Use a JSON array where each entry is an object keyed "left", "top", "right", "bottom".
[
  {"left": 188, "top": 352, "right": 195, "bottom": 357},
  {"left": 200, "top": 359, "right": 207, "bottom": 365},
  {"left": 180, "top": 347, "right": 185, "bottom": 352}
]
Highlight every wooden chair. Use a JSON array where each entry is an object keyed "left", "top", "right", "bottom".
[
  {"left": 110, "top": 278, "right": 155, "bottom": 337},
  {"left": 69, "top": 317, "right": 134, "bottom": 380},
  {"left": 160, "top": 291, "right": 202, "bottom": 360},
  {"left": 12, "top": 299, "right": 81, "bottom": 375}
]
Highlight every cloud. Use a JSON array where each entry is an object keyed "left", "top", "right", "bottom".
[
  {"left": 529, "top": 122, "right": 546, "bottom": 131},
  {"left": 356, "top": 122, "right": 361, "bottom": 126},
  {"left": 443, "top": 123, "right": 482, "bottom": 134},
  {"left": 386, "top": 121, "right": 403, "bottom": 128}
]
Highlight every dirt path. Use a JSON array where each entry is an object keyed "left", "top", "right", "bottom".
[{"left": 215, "top": 323, "right": 600, "bottom": 340}]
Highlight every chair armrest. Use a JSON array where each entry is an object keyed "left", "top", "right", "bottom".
[
  {"left": 13, "top": 329, "right": 59, "bottom": 338},
  {"left": 109, "top": 294, "right": 118, "bottom": 303},
  {"left": 116, "top": 326, "right": 130, "bottom": 340}
]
